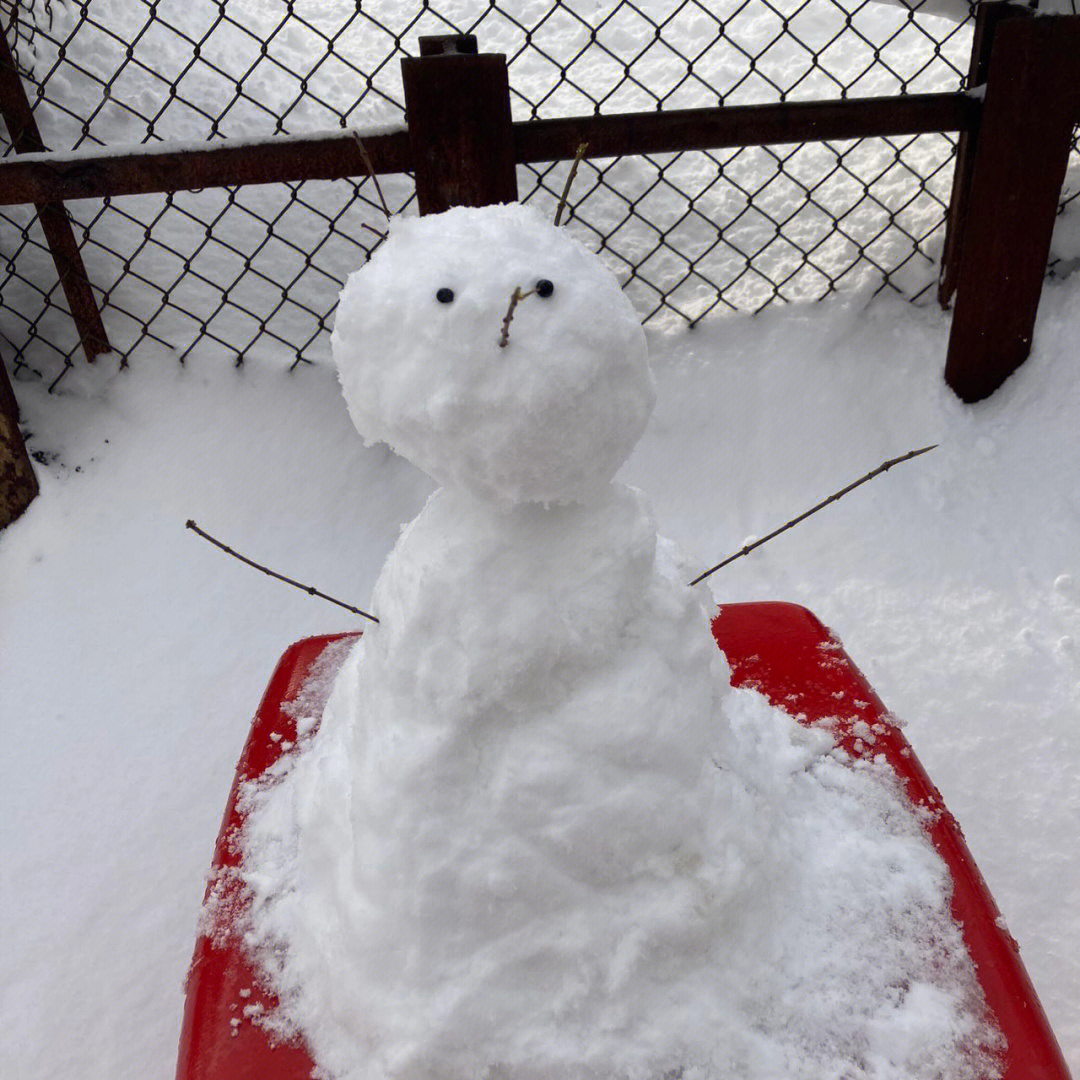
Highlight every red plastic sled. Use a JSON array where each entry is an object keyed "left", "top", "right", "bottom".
[{"left": 176, "top": 602, "right": 1072, "bottom": 1080}]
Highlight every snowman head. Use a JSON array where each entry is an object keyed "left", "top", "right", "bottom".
[{"left": 332, "top": 202, "right": 654, "bottom": 506}]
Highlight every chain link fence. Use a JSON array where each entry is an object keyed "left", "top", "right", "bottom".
[{"left": 1, "top": 0, "right": 1075, "bottom": 389}]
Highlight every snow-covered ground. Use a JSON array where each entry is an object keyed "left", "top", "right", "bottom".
[{"left": 3, "top": 257, "right": 1079, "bottom": 1080}]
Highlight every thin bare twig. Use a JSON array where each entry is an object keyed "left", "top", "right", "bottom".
[
  {"left": 554, "top": 142, "right": 589, "bottom": 226},
  {"left": 362, "top": 222, "right": 388, "bottom": 240},
  {"left": 498, "top": 285, "right": 535, "bottom": 348},
  {"left": 186, "top": 519, "right": 379, "bottom": 624},
  {"left": 688, "top": 445, "right": 938, "bottom": 587},
  {"left": 352, "top": 131, "right": 391, "bottom": 220}
]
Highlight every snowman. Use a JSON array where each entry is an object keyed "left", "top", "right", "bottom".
[
  {"left": 239, "top": 202, "right": 783, "bottom": 1080},
  {"left": 236, "top": 201, "right": 1001, "bottom": 1080}
]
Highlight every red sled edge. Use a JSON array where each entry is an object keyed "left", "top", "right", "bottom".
[
  {"left": 176, "top": 633, "right": 359, "bottom": 1080},
  {"left": 176, "top": 602, "right": 1072, "bottom": 1080},
  {"left": 713, "top": 601, "right": 1071, "bottom": 1080}
]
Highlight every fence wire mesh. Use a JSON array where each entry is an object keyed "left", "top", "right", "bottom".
[{"left": 0, "top": 0, "right": 1075, "bottom": 389}]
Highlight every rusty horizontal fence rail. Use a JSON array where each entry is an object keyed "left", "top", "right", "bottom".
[
  {"left": 0, "top": 130, "right": 410, "bottom": 205},
  {"left": 0, "top": 92, "right": 977, "bottom": 207},
  {"left": 516, "top": 92, "right": 976, "bottom": 163}
]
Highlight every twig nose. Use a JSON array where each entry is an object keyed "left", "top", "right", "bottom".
[{"left": 498, "top": 285, "right": 535, "bottom": 348}]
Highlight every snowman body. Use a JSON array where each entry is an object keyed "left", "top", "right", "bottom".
[{"left": 242, "top": 204, "right": 772, "bottom": 1080}]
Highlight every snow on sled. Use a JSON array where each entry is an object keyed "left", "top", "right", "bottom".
[{"left": 176, "top": 600, "right": 1070, "bottom": 1080}]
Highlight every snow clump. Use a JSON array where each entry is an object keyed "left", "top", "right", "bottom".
[{"left": 331, "top": 202, "right": 655, "bottom": 506}]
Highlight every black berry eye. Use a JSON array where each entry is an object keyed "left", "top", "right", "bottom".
[
  {"left": 436, "top": 287, "right": 454, "bottom": 304},
  {"left": 536, "top": 279, "right": 554, "bottom": 299}
]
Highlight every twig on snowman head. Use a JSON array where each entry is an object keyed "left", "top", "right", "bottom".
[
  {"left": 498, "top": 285, "right": 536, "bottom": 348},
  {"left": 186, "top": 519, "right": 379, "bottom": 624},
  {"left": 352, "top": 132, "right": 392, "bottom": 222},
  {"left": 554, "top": 142, "right": 589, "bottom": 227},
  {"left": 687, "top": 444, "right": 938, "bottom": 587}
]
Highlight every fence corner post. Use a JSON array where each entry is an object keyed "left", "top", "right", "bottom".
[
  {"left": 0, "top": 350, "right": 38, "bottom": 529},
  {"left": 0, "top": 23, "right": 110, "bottom": 363},
  {"left": 937, "top": 1, "right": 1030, "bottom": 310},
  {"left": 400, "top": 34, "right": 518, "bottom": 215},
  {"left": 943, "top": 12, "right": 1080, "bottom": 403}
]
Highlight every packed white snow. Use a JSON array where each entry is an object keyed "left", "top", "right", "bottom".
[
  {"left": 332, "top": 204, "right": 655, "bottom": 506},
  {"left": 236, "top": 204, "right": 999, "bottom": 1080},
  {"left": 242, "top": 640, "right": 1000, "bottom": 1080}
]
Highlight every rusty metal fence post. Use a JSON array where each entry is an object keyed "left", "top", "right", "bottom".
[
  {"left": 401, "top": 34, "right": 517, "bottom": 215},
  {"left": 937, "top": 1, "right": 1030, "bottom": 310},
  {"left": 0, "top": 22, "right": 109, "bottom": 363},
  {"left": 942, "top": 7, "right": 1080, "bottom": 403}
]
